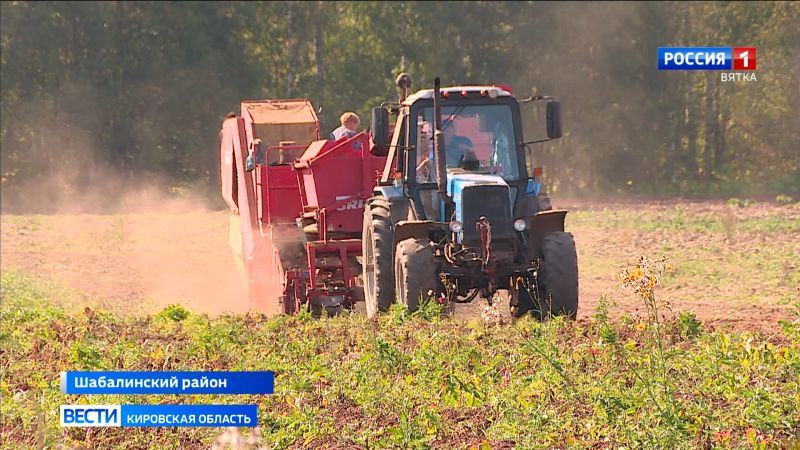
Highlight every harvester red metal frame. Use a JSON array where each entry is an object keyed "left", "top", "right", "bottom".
[{"left": 220, "top": 99, "right": 385, "bottom": 314}]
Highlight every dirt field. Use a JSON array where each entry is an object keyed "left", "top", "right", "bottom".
[{"left": 1, "top": 199, "right": 797, "bottom": 330}]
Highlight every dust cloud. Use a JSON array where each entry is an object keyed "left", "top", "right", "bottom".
[
  {"left": 509, "top": 2, "right": 657, "bottom": 196},
  {"left": 0, "top": 81, "right": 265, "bottom": 315},
  {"left": 0, "top": 128, "right": 258, "bottom": 316}
]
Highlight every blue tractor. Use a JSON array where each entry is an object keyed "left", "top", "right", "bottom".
[{"left": 364, "top": 75, "right": 578, "bottom": 319}]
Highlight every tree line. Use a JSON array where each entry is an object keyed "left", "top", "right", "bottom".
[{"left": 1, "top": 1, "right": 798, "bottom": 209}]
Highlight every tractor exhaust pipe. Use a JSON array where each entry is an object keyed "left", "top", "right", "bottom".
[
  {"left": 432, "top": 77, "right": 450, "bottom": 205},
  {"left": 396, "top": 73, "right": 412, "bottom": 103}
]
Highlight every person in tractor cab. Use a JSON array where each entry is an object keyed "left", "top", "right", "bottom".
[
  {"left": 329, "top": 112, "right": 360, "bottom": 141},
  {"left": 442, "top": 119, "right": 474, "bottom": 168},
  {"left": 415, "top": 119, "right": 477, "bottom": 182}
]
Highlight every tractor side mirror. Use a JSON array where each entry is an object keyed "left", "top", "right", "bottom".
[
  {"left": 371, "top": 107, "right": 390, "bottom": 148},
  {"left": 245, "top": 149, "right": 255, "bottom": 172},
  {"left": 253, "top": 140, "right": 266, "bottom": 166},
  {"left": 546, "top": 101, "right": 562, "bottom": 139}
]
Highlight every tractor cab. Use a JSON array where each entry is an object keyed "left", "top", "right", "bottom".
[
  {"left": 373, "top": 82, "right": 561, "bottom": 226},
  {"left": 364, "top": 76, "right": 577, "bottom": 320},
  {"left": 411, "top": 92, "right": 520, "bottom": 181},
  {"left": 400, "top": 86, "right": 527, "bottom": 223}
]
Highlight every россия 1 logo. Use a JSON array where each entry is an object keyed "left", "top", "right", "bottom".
[
  {"left": 658, "top": 47, "right": 756, "bottom": 82},
  {"left": 732, "top": 47, "right": 756, "bottom": 70}
]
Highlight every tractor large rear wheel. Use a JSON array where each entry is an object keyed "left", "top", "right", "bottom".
[
  {"left": 394, "top": 238, "right": 438, "bottom": 312},
  {"left": 363, "top": 198, "right": 394, "bottom": 318},
  {"left": 538, "top": 232, "right": 579, "bottom": 319}
]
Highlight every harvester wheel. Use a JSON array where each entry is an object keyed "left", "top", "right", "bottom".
[
  {"left": 363, "top": 198, "right": 394, "bottom": 318},
  {"left": 538, "top": 232, "right": 579, "bottom": 319},
  {"left": 394, "top": 238, "right": 438, "bottom": 312}
]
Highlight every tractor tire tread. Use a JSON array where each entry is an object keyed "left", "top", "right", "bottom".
[
  {"left": 540, "top": 231, "right": 579, "bottom": 319},
  {"left": 395, "top": 238, "right": 437, "bottom": 312},
  {"left": 363, "top": 197, "right": 395, "bottom": 318}
]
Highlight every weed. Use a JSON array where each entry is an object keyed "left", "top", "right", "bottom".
[
  {"left": 677, "top": 311, "right": 703, "bottom": 340},
  {"left": 593, "top": 295, "right": 620, "bottom": 345},
  {"left": 68, "top": 340, "right": 107, "bottom": 370},
  {"left": 615, "top": 257, "right": 683, "bottom": 432},
  {"left": 778, "top": 302, "right": 800, "bottom": 340},
  {"left": 727, "top": 197, "right": 754, "bottom": 208},
  {"left": 411, "top": 294, "right": 447, "bottom": 321},
  {"left": 387, "top": 292, "right": 447, "bottom": 324},
  {"left": 156, "top": 304, "right": 190, "bottom": 322},
  {"left": 721, "top": 206, "right": 738, "bottom": 243}
]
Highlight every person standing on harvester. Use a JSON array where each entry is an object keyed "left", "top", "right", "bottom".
[{"left": 329, "top": 112, "right": 360, "bottom": 141}]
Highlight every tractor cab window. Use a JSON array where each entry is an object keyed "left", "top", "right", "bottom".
[{"left": 415, "top": 104, "right": 519, "bottom": 183}]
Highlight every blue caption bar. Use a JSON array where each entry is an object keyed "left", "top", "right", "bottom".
[
  {"left": 658, "top": 47, "right": 732, "bottom": 70},
  {"left": 122, "top": 404, "right": 257, "bottom": 427},
  {"left": 61, "top": 371, "right": 274, "bottom": 395},
  {"left": 61, "top": 404, "right": 258, "bottom": 427}
]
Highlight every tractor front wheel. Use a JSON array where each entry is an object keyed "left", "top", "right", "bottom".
[
  {"left": 538, "top": 232, "right": 579, "bottom": 319},
  {"left": 394, "top": 238, "right": 438, "bottom": 312},
  {"left": 512, "top": 232, "right": 579, "bottom": 320}
]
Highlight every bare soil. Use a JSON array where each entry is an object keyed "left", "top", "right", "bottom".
[
  {"left": 1, "top": 200, "right": 796, "bottom": 330},
  {"left": 1, "top": 211, "right": 249, "bottom": 315}
]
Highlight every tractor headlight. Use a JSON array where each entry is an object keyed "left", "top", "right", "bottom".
[
  {"left": 449, "top": 221, "right": 463, "bottom": 233},
  {"left": 513, "top": 219, "right": 527, "bottom": 232}
]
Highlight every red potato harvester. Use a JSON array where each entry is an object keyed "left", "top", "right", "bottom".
[{"left": 220, "top": 100, "right": 386, "bottom": 316}]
